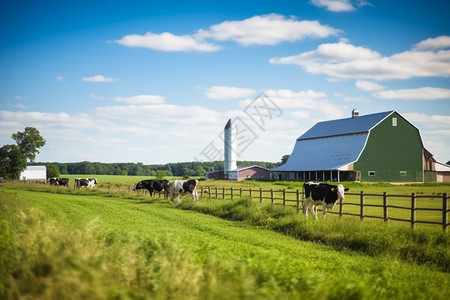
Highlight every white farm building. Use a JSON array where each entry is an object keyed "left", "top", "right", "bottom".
[{"left": 20, "top": 166, "right": 47, "bottom": 182}]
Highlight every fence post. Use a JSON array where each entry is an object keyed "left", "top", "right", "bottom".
[
  {"left": 259, "top": 188, "right": 263, "bottom": 203},
  {"left": 231, "top": 187, "right": 233, "bottom": 200},
  {"left": 240, "top": 188, "right": 242, "bottom": 198},
  {"left": 443, "top": 193, "right": 448, "bottom": 232},
  {"left": 383, "top": 192, "right": 388, "bottom": 222},
  {"left": 271, "top": 189, "right": 274, "bottom": 204},
  {"left": 360, "top": 191, "right": 364, "bottom": 220},
  {"left": 339, "top": 198, "right": 343, "bottom": 218},
  {"left": 208, "top": 187, "right": 211, "bottom": 199},
  {"left": 215, "top": 187, "right": 218, "bottom": 199},
  {"left": 249, "top": 188, "right": 253, "bottom": 199},
  {"left": 283, "top": 189, "right": 286, "bottom": 207},
  {"left": 411, "top": 193, "right": 416, "bottom": 229},
  {"left": 296, "top": 189, "right": 300, "bottom": 213},
  {"left": 222, "top": 187, "right": 225, "bottom": 199}
]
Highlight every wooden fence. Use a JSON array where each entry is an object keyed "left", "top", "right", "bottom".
[{"left": 198, "top": 186, "right": 449, "bottom": 231}]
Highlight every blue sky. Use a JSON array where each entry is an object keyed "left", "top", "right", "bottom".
[{"left": 1, "top": 0, "right": 449, "bottom": 165}]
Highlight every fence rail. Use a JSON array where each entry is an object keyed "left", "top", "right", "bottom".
[{"left": 199, "top": 186, "right": 449, "bottom": 231}]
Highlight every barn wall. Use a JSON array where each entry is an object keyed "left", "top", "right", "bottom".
[
  {"left": 237, "top": 167, "right": 270, "bottom": 181},
  {"left": 355, "top": 112, "right": 423, "bottom": 182}
]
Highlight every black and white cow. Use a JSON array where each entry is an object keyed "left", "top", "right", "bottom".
[
  {"left": 48, "top": 177, "right": 69, "bottom": 186},
  {"left": 167, "top": 179, "right": 198, "bottom": 202},
  {"left": 75, "top": 178, "right": 98, "bottom": 189},
  {"left": 48, "top": 177, "right": 59, "bottom": 185},
  {"left": 133, "top": 179, "right": 169, "bottom": 198},
  {"left": 303, "top": 182, "right": 349, "bottom": 219}
]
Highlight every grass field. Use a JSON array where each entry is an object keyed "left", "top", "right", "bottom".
[
  {"left": 1, "top": 179, "right": 449, "bottom": 299},
  {"left": 51, "top": 175, "right": 450, "bottom": 230}
]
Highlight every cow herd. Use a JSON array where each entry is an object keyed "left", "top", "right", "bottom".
[
  {"left": 47, "top": 177, "right": 349, "bottom": 219},
  {"left": 133, "top": 179, "right": 199, "bottom": 202},
  {"left": 47, "top": 177, "right": 98, "bottom": 189}
]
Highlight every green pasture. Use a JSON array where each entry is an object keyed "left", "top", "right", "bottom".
[
  {"left": 0, "top": 181, "right": 449, "bottom": 299},
  {"left": 12, "top": 176, "right": 450, "bottom": 230}
]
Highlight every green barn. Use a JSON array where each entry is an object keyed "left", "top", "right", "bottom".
[{"left": 272, "top": 110, "right": 439, "bottom": 182}]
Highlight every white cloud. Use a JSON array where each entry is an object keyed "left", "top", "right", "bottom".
[
  {"left": 241, "top": 89, "right": 344, "bottom": 122},
  {"left": 310, "top": 0, "right": 373, "bottom": 12},
  {"left": 197, "top": 14, "right": 340, "bottom": 46},
  {"left": 270, "top": 39, "right": 450, "bottom": 80},
  {"left": 355, "top": 80, "right": 385, "bottom": 91},
  {"left": 413, "top": 35, "right": 450, "bottom": 51},
  {"left": 310, "top": 0, "right": 355, "bottom": 12},
  {"left": 56, "top": 76, "right": 64, "bottom": 81},
  {"left": 373, "top": 87, "right": 450, "bottom": 100},
  {"left": 114, "top": 95, "right": 165, "bottom": 105},
  {"left": 114, "top": 31, "right": 221, "bottom": 52},
  {"left": 403, "top": 113, "right": 450, "bottom": 129},
  {"left": 114, "top": 14, "right": 340, "bottom": 52},
  {"left": 205, "top": 86, "right": 255, "bottom": 99},
  {"left": 82, "top": 75, "right": 116, "bottom": 82}
]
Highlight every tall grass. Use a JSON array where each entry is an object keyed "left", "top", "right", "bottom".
[
  {"left": 1, "top": 182, "right": 449, "bottom": 299},
  {"left": 1, "top": 193, "right": 282, "bottom": 300},
  {"left": 177, "top": 197, "right": 449, "bottom": 272}
]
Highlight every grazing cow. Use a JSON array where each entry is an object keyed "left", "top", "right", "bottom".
[
  {"left": 167, "top": 179, "right": 198, "bottom": 202},
  {"left": 303, "top": 182, "right": 349, "bottom": 219},
  {"left": 57, "top": 178, "right": 69, "bottom": 187},
  {"left": 48, "top": 177, "right": 59, "bottom": 185},
  {"left": 48, "top": 177, "right": 69, "bottom": 186},
  {"left": 133, "top": 179, "right": 169, "bottom": 198},
  {"left": 75, "top": 178, "right": 98, "bottom": 189}
]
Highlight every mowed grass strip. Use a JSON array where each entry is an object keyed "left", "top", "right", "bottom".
[{"left": 0, "top": 186, "right": 449, "bottom": 299}]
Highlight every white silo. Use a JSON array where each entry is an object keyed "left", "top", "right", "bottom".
[{"left": 224, "top": 119, "right": 237, "bottom": 179}]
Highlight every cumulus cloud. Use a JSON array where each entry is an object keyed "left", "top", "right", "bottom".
[
  {"left": 113, "top": 14, "right": 340, "bottom": 52},
  {"left": 413, "top": 35, "right": 450, "bottom": 51},
  {"left": 373, "top": 87, "right": 450, "bottom": 100},
  {"left": 82, "top": 75, "right": 116, "bottom": 82},
  {"left": 113, "top": 95, "right": 165, "bottom": 104},
  {"left": 196, "top": 14, "right": 340, "bottom": 46},
  {"left": 270, "top": 38, "right": 450, "bottom": 80},
  {"left": 310, "top": 0, "right": 355, "bottom": 12},
  {"left": 114, "top": 31, "right": 221, "bottom": 52},
  {"left": 355, "top": 80, "right": 385, "bottom": 91},
  {"left": 310, "top": 0, "right": 373, "bottom": 12},
  {"left": 403, "top": 113, "right": 450, "bottom": 129},
  {"left": 205, "top": 86, "right": 255, "bottom": 99}
]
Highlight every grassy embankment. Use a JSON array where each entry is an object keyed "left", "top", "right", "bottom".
[{"left": 1, "top": 181, "right": 449, "bottom": 299}]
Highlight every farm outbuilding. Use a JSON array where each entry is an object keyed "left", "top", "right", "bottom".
[
  {"left": 19, "top": 166, "right": 47, "bottom": 182},
  {"left": 272, "top": 110, "right": 443, "bottom": 183},
  {"left": 206, "top": 165, "right": 270, "bottom": 181}
]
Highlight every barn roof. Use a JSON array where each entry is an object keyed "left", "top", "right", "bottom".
[
  {"left": 298, "top": 110, "right": 394, "bottom": 140},
  {"left": 230, "top": 165, "right": 270, "bottom": 172},
  {"left": 274, "top": 133, "right": 368, "bottom": 171},
  {"left": 273, "top": 111, "right": 395, "bottom": 172}
]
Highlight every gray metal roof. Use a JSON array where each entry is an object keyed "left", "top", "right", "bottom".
[
  {"left": 273, "top": 133, "right": 368, "bottom": 171},
  {"left": 298, "top": 110, "right": 394, "bottom": 140}
]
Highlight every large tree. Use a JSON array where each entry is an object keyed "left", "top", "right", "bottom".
[
  {"left": 12, "top": 127, "right": 46, "bottom": 162},
  {"left": 0, "top": 127, "right": 46, "bottom": 179},
  {"left": 0, "top": 144, "right": 27, "bottom": 179}
]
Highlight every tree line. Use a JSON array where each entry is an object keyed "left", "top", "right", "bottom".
[{"left": 30, "top": 160, "right": 281, "bottom": 178}]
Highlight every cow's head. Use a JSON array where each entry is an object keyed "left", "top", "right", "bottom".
[
  {"left": 133, "top": 181, "right": 143, "bottom": 191},
  {"left": 333, "top": 184, "right": 349, "bottom": 200}
]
